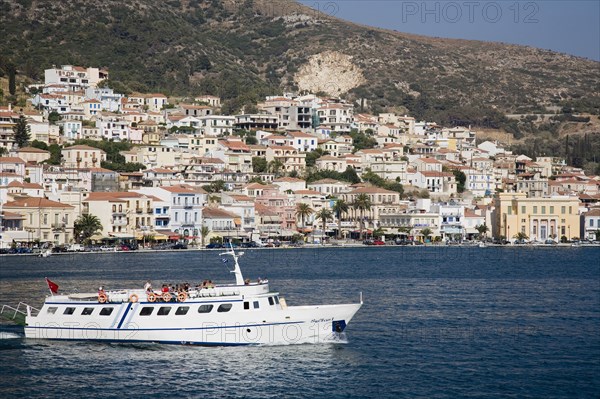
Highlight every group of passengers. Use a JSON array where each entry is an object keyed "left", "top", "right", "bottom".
[{"left": 144, "top": 280, "right": 215, "bottom": 295}]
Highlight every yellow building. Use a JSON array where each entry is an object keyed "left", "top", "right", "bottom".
[
  {"left": 2, "top": 197, "right": 76, "bottom": 245},
  {"left": 493, "top": 193, "right": 580, "bottom": 241},
  {"left": 62, "top": 144, "right": 106, "bottom": 168}
]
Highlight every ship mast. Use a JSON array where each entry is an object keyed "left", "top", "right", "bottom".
[{"left": 219, "top": 244, "right": 245, "bottom": 285}]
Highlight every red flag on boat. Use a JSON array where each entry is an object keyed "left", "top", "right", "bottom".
[{"left": 45, "top": 277, "right": 59, "bottom": 294}]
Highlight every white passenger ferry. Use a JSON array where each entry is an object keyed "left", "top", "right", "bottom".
[{"left": 23, "top": 248, "right": 363, "bottom": 346}]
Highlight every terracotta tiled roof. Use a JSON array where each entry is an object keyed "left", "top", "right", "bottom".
[
  {"left": 3, "top": 197, "right": 74, "bottom": 209},
  {"left": 0, "top": 157, "right": 26, "bottom": 164},
  {"left": 202, "top": 207, "right": 238, "bottom": 219}
]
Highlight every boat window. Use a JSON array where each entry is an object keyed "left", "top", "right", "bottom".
[
  {"left": 82, "top": 307, "right": 94, "bottom": 315},
  {"left": 47, "top": 307, "right": 58, "bottom": 314},
  {"left": 198, "top": 304, "right": 214, "bottom": 313},
  {"left": 253, "top": 301, "right": 259, "bottom": 309},
  {"left": 140, "top": 307, "right": 153, "bottom": 316},
  {"left": 175, "top": 306, "right": 189, "bottom": 315},
  {"left": 100, "top": 307, "right": 114, "bottom": 316},
  {"left": 64, "top": 307, "right": 76, "bottom": 315},
  {"left": 157, "top": 307, "right": 171, "bottom": 316},
  {"left": 243, "top": 301, "right": 250, "bottom": 310},
  {"left": 217, "top": 304, "right": 232, "bottom": 313},
  {"left": 274, "top": 296, "right": 279, "bottom": 304},
  {"left": 268, "top": 297, "right": 274, "bottom": 306}
]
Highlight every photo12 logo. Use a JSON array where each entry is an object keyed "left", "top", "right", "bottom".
[{"left": 400, "top": 1, "right": 540, "bottom": 24}]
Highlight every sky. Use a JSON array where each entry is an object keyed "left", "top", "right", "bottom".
[{"left": 297, "top": 0, "right": 600, "bottom": 61}]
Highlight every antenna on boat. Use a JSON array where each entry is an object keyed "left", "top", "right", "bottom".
[{"left": 219, "top": 243, "right": 245, "bottom": 285}]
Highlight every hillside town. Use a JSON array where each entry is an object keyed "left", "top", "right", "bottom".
[{"left": 1, "top": 65, "right": 599, "bottom": 250}]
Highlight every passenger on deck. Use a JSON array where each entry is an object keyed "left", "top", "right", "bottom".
[
  {"left": 161, "top": 284, "right": 169, "bottom": 293},
  {"left": 98, "top": 286, "right": 105, "bottom": 295},
  {"left": 144, "top": 281, "right": 152, "bottom": 293}
]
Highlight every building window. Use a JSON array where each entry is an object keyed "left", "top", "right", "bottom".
[
  {"left": 533, "top": 206, "right": 537, "bottom": 214},
  {"left": 507, "top": 207, "right": 512, "bottom": 215},
  {"left": 100, "top": 308, "right": 114, "bottom": 316},
  {"left": 561, "top": 206, "right": 566, "bottom": 214},
  {"left": 541, "top": 206, "right": 546, "bottom": 214},
  {"left": 198, "top": 304, "right": 213, "bottom": 313},
  {"left": 550, "top": 206, "right": 554, "bottom": 214},
  {"left": 590, "top": 219, "right": 594, "bottom": 227},
  {"left": 569, "top": 206, "right": 572, "bottom": 214},
  {"left": 81, "top": 308, "right": 94, "bottom": 315}
]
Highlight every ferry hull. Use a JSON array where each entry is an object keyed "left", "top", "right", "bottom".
[{"left": 24, "top": 303, "right": 361, "bottom": 346}]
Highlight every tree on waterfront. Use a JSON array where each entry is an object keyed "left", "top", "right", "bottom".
[
  {"left": 476, "top": 224, "right": 489, "bottom": 240},
  {"left": 513, "top": 232, "right": 529, "bottom": 242},
  {"left": 332, "top": 199, "right": 349, "bottom": 239},
  {"left": 74, "top": 214, "right": 103, "bottom": 243},
  {"left": 352, "top": 193, "right": 372, "bottom": 240},
  {"left": 315, "top": 208, "right": 333, "bottom": 244},
  {"left": 200, "top": 225, "right": 210, "bottom": 248},
  {"left": 296, "top": 203, "right": 314, "bottom": 230},
  {"left": 421, "top": 227, "right": 433, "bottom": 242},
  {"left": 13, "top": 115, "right": 31, "bottom": 148},
  {"left": 398, "top": 226, "right": 412, "bottom": 239}
]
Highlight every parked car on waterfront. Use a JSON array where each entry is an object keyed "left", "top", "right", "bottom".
[
  {"left": 206, "top": 243, "right": 223, "bottom": 249},
  {"left": 373, "top": 240, "right": 385, "bottom": 246}
]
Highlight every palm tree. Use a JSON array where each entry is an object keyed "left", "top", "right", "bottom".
[
  {"left": 398, "top": 226, "right": 412, "bottom": 239},
  {"left": 352, "top": 193, "right": 372, "bottom": 240},
  {"left": 332, "top": 199, "right": 349, "bottom": 239},
  {"left": 421, "top": 228, "right": 433, "bottom": 243},
  {"left": 315, "top": 208, "right": 333, "bottom": 245},
  {"left": 296, "top": 203, "right": 314, "bottom": 230},
  {"left": 74, "top": 214, "right": 103, "bottom": 243},
  {"left": 513, "top": 232, "right": 529, "bottom": 242},
  {"left": 476, "top": 224, "right": 489, "bottom": 240},
  {"left": 200, "top": 225, "right": 210, "bottom": 248}
]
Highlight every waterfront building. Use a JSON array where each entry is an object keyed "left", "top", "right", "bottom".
[{"left": 492, "top": 192, "right": 580, "bottom": 241}]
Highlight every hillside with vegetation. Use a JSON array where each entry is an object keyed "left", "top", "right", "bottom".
[{"left": 1, "top": 0, "right": 599, "bottom": 141}]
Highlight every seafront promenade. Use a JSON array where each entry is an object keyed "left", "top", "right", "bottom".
[{"left": 2, "top": 240, "right": 598, "bottom": 256}]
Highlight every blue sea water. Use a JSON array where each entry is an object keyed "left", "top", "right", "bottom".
[{"left": 0, "top": 247, "right": 599, "bottom": 398}]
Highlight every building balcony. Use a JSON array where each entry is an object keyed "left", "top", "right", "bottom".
[
  {"left": 136, "top": 208, "right": 143, "bottom": 214},
  {"left": 112, "top": 220, "right": 127, "bottom": 226},
  {"left": 52, "top": 223, "right": 66, "bottom": 231},
  {"left": 146, "top": 208, "right": 153, "bottom": 214},
  {"left": 183, "top": 205, "right": 193, "bottom": 210}
]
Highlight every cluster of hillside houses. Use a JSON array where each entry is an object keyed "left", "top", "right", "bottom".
[{"left": 1, "top": 65, "right": 599, "bottom": 248}]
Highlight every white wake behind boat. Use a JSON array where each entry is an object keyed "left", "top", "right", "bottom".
[{"left": 24, "top": 248, "right": 362, "bottom": 346}]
